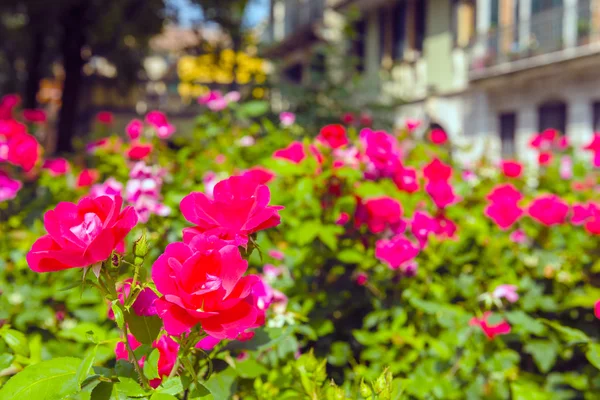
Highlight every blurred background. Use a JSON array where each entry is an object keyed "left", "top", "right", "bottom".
[{"left": 2, "top": 0, "right": 600, "bottom": 162}]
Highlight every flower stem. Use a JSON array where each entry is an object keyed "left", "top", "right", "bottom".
[{"left": 123, "top": 323, "right": 150, "bottom": 389}]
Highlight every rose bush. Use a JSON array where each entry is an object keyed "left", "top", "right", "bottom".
[{"left": 0, "top": 92, "right": 600, "bottom": 399}]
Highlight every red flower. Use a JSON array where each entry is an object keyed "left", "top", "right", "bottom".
[
  {"left": 411, "top": 211, "right": 437, "bottom": 247},
  {"left": 26, "top": 196, "right": 138, "bottom": 272},
  {"left": 97, "top": 111, "right": 114, "bottom": 125},
  {"left": 180, "top": 175, "right": 283, "bottom": 246},
  {"left": 528, "top": 194, "right": 569, "bottom": 226},
  {"left": 538, "top": 152, "right": 552, "bottom": 166},
  {"left": 6, "top": 132, "right": 39, "bottom": 172},
  {"left": 23, "top": 109, "right": 47, "bottom": 123},
  {"left": 152, "top": 234, "right": 263, "bottom": 339},
  {"left": 425, "top": 181, "right": 459, "bottom": 209},
  {"left": 429, "top": 128, "right": 448, "bottom": 145},
  {"left": 317, "top": 124, "right": 348, "bottom": 149},
  {"left": 501, "top": 160, "right": 523, "bottom": 178},
  {"left": 341, "top": 112, "right": 355, "bottom": 125},
  {"left": 423, "top": 158, "right": 452, "bottom": 182},
  {"left": 360, "top": 128, "right": 401, "bottom": 176},
  {"left": 470, "top": 312, "right": 511, "bottom": 339},
  {"left": 127, "top": 143, "right": 153, "bottom": 160},
  {"left": 359, "top": 113, "right": 373, "bottom": 127},
  {"left": 571, "top": 203, "right": 598, "bottom": 225},
  {"left": 76, "top": 169, "right": 100, "bottom": 188},
  {"left": 595, "top": 301, "right": 600, "bottom": 319},
  {"left": 273, "top": 141, "right": 306, "bottom": 164},
  {"left": 242, "top": 167, "right": 275, "bottom": 185}
]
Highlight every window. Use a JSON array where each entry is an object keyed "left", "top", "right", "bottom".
[
  {"left": 452, "top": 0, "right": 476, "bottom": 47},
  {"left": 391, "top": 1, "right": 406, "bottom": 60},
  {"left": 499, "top": 112, "right": 517, "bottom": 157},
  {"left": 538, "top": 101, "right": 567, "bottom": 135},
  {"left": 592, "top": 101, "right": 600, "bottom": 131},
  {"left": 353, "top": 19, "right": 367, "bottom": 72},
  {"left": 415, "top": 0, "right": 427, "bottom": 52}
]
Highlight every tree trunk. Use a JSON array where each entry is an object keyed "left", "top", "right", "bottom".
[
  {"left": 56, "top": 4, "right": 87, "bottom": 153},
  {"left": 24, "top": 23, "right": 44, "bottom": 109}
]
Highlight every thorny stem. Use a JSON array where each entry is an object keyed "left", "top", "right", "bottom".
[{"left": 124, "top": 323, "right": 150, "bottom": 389}]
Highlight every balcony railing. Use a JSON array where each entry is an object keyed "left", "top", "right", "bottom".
[
  {"left": 470, "top": 0, "right": 600, "bottom": 75},
  {"left": 283, "top": 0, "right": 325, "bottom": 38}
]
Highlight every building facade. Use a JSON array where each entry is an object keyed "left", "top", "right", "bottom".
[{"left": 265, "top": 0, "right": 600, "bottom": 163}]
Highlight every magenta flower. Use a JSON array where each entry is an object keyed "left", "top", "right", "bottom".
[
  {"left": 23, "top": 109, "right": 47, "bottom": 123},
  {"left": 492, "top": 284, "right": 519, "bottom": 303},
  {"left": 501, "top": 160, "right": 523, "bottom": 178},
  {"left": 560, "top": 155, "right": 573, "bottom": 179},
  {"left": 375, "top": 235, "right": 419, "bottom": 270},
  {"left": 279, "top": 112, "right": 296, "bottom": 127},
  {"left": 470, "top": 312, "right": 511, "bottom": 340},
  {"left": 584, "top": 133, "right": 600, "bottom": 167},
  {"left": 90, "top": 178, "right": 123, "bottom": 199},
  {"left": 393, "top": 167, "right": 419, "bottom": 193},
  {"left": 528, "top": 194, "right": 569, "bottom": 226},
  {"left": 317, "top": 124, "right": 348, "bottom": 149},
  {"left": 405, "top": 119, "right": 421, "bottom": 132},
  {"left": 509, "top": 229, "right": 527, "bottom": 244},
  {"left": 356, "top": 272, "right": 368, "bottom": 286},
  {"left": 425, "top": 181, "right": 459, "bottom": 209},
  {"left": 360, "top": 197, "right": 403, "bottom": 234},
  {"left": 411, "top": 211, "right": 437, "bottom": 247},
  {"left": 42, "top": 158, "right": 70, "bottom": 176},
  {"left": 96, "top": 111, "right": 114, "bottom": 125},
  {"left": 434, "top": 216, "right": 457, "bottom": 238},
  {"left": 268, "top": 250, "right": 285, "bottom": 260},
  {"left": 180, "top": 175, "right": 283, "bottom": 246},
  {"left": 152, "top": 234, "right": 263, "bottom": 339},
  {"left": 429, "top": 128, "right": 448, "bottom": 144},
  {"left": 126, "top": 119, "right": 144, "bottom": 140},
  {"left": 571, "top": 203, "right": 599, "bottom": 225},
  {"left": 127, "top": 142, "right": 153, "bottom": 160},
  {"left": 27, "top": 195, "right": 138, "bottom": 272},
  {"left": 484, "top": 184, "right": 523, "bottom": 230},
  {"left": 0, "top": 171, "right": 22, "bottom": 202},
  {"left": 125, "top": 162, "right": 170, "bottom": 223},
  {"left": 336, "top": 212, "right": 350, "bottom": 225},
  {"left": 360, "top": 128, "right": 401, "bottom": 177}
]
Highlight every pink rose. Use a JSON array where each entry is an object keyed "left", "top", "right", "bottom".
[
  {"left": 27, "top": 195, "right": 138, "bottom": 272},
  {"left": 97, "top": 111, "right": 114, "bottom": 125},
  {"left": 484, "top": 184, "right": 523, "bottom": 230},
  {"left": 528, "top": 194, "right": 569, "bottom": 226},
  {"left": 425, "top": 180, "right": 459, "bottom": 209},
  {"left": 242, "top": 167, "right": 275, "bottom": 185},
  {"left": 411, "top": 211, "right": 437, "bottom": 247},
  {"left": 492, "top": 284, "right": 519, "bottom": 303},
  {"left": 393, "top": 167, "right": 419, "bottom": 193},
  {"left": 152, "top": 234, "right": 263, "bottom": 339},
  {"left": 360, "top": 129, "right": 401, "bottom": 177},
  {"left": 360, "top": 197, "right": 403, "bottom": 234},
  {"left": 126, "top": 119, "right": 144, "bottom": 140},
  {"left": 279, "top": 112, "right": 296, "bottom": 127},
  {"left": 0, "top": 171, "right": 22, "bottom": 202},
  {"left": 42, "top": 158, "right": 70, "bottom": 176},
  {"left": 423, "top": 158, "right": 452, "bottom": 182},
  {"left": 268, "top": 250, "right": 285, "bottom": 261},
  {"left": 375, "top": 235, "right": 420, "bottom": 270},
  {"left": 180, "top": 175, "right": 283, "bottom": 246}
]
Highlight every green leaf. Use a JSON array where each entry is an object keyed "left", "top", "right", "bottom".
[
  {"left": 203, "top": 367, "right": 236, "bottom": 399},
  {"left": 125, "top": 311, "right": 163, "bottom": 345},
  {"left": 1, "top": 329, "right": 29, "bottom": 357},
  {"left": 337, "top": 249, "right": 364, "bottom": 264},
  {"left": 237, "top": 100, "right": 269, "bottom": 118},
  {"left": 143, "top": 349, "right": 160, "bottom": 380},
  {"left": 542, "top": 320, "right": 589, "bottom": 345},
  {"left": 233, "top": 359, "right": 268, "bottom": 379},
  {"left": 151, "top": 394, "right": 179, "bottom": 400},
  {"left": 524, "top": 340, "right": 558, "bottom": 373},
  {"left": 327, "top": 342, "right": 350, "bottom": 367},
  {"left": 90, "top": 382, "right": 113, "bottom": 400},
  {"left": 0, "top": 353, "right": 14, "bottom": 370},
  {"left": 114, "top": 377, "right": 147, "bottom": 396},
  {"left": 0, "top": 357, "right": 81, "bottom": 399},
  {"left": 76, "top": 345, "right": 98, "bottom": 386},
  {"left": 157, "top": 377, "right": 184, "bottom": 395},
  {"left": 586, "top": 343, "right": 600, "bottom": 370},
  {"left": 111, "top": 301, "right": 125, "bottom": 330},
  {"left": 505, "top": 311, "right": 546, "bottom": 335}
]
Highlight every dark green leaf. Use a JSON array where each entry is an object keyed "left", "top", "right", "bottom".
[{"left": 125, "top": 311, "right": 163, "bottom": 345}]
